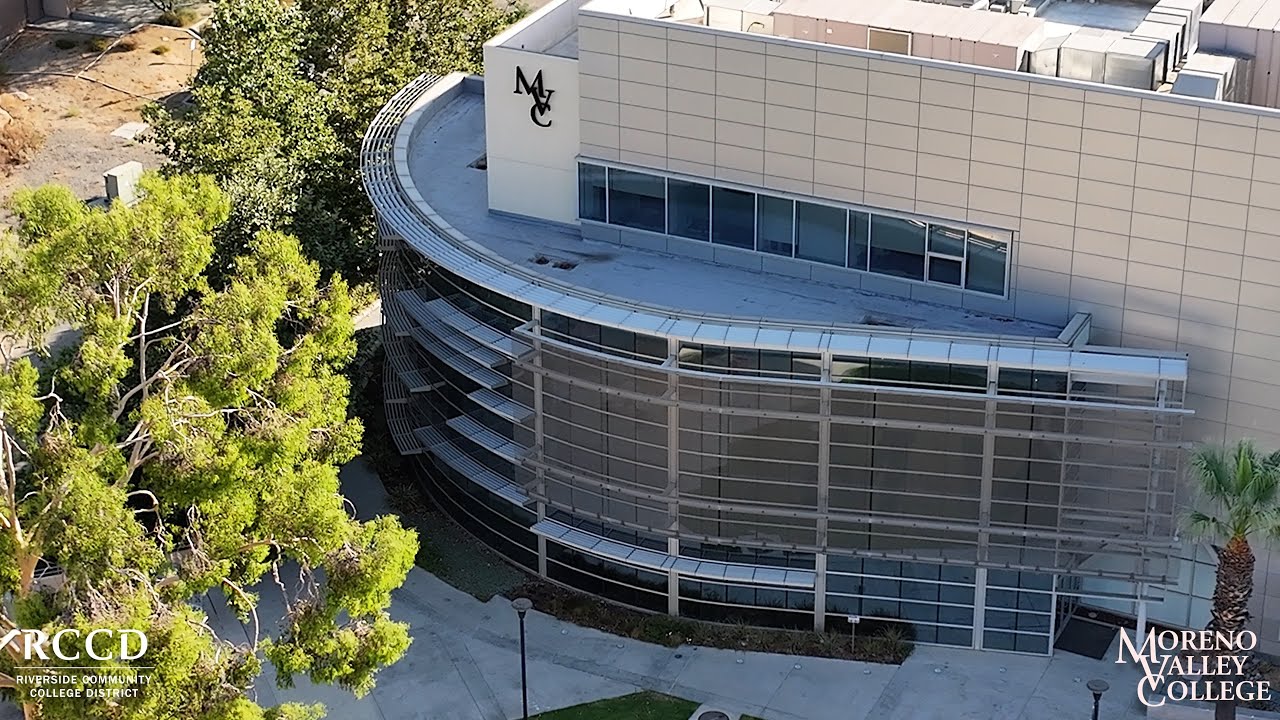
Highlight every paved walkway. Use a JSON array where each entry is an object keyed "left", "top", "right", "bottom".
[{"left": 226, "top": 459, "right": 1150, "bottom": 720}]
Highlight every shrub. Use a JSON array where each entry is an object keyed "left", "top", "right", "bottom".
[
  {"left": 86, "top": 37, "right": 111, "bottom": 52},
  {"left": 152, "top": 44, "right": 171, "bottom": 55},
  {"left": 118, "top": 37, "right": 139, "bottom": 52},
  {"left": 54, "top": 38, "right": 78, "bottom": 50},
  {"left": 0, "top": 95, "right": 46, "bottom": 170},
  {"left": 509, "top": 578, "right": 915, "bottom": 664},
  {"left": 157, "top": 7, "right": 199, "bottom": 26}
]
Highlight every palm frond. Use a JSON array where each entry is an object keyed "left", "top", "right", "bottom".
[
  {"left": 1191, "top": 445, "right": 1234, "bottom": 502},
  {"left": 1184, "top": 509, "right": 1230, "bottom": 541}
]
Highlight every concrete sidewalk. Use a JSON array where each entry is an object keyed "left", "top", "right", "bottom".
[{"left": 234, "top": 458, "right": 1146, "bottom": 720}]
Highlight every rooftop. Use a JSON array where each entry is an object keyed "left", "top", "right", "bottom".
[
  {"left": 407, "top": 89, "right": 1062, "bottom": 340},
  {"left": 1036, "top": 0, "right": 1161, "bottom": 35}
]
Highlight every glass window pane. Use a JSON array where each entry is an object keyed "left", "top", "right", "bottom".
[
  {"left": 759, "top": 350, "right": 791, "bottom": 377},
  {"left": 703, "top": 344, "right": 729, "bottom": 368},
  {"left": 667, "top": 179, "right": 710, "bottom": 241},
  {"left": 796, "top": 201, "right": 847, "bottom": 266},
  {"left": 965, "top": 230, "right": 1008, "bottom": 296},
  {"left": 757, "top": 195, "right": 794, "bottom": 256},
  {"left": 928, "top": 256, "right": 962, "bottom": 285},
  {"left": 578, "top": 163, "right": 606, "bottom": 222},
  {"left": 711, "top": 187, "right": 755, "bottom": 249},
  {"left": 729, "top": 348, "right": 759, "bottom": 373},
  {"left": 928, "top": 224, "right": 966, "bottom": 257},
  {"left": 848, "top": 210, "right": 869, "bottom": 270},
  {"left": 791, "top": 354, "right": 822, "bottom": 378},
  {"left": 832, "top": 356, "right": 871, "bottom": 382},
  {"left": 870, "top": 215, "right": 926, "bottom": 280},
  {"left": 608, "top": 168, "right": 665, "bottom": 233}
]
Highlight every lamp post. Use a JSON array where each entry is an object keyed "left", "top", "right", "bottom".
[
  {"left": 512, "top": 597, "right": 533, "bottom": 720},
  {"left": 1087, "top": 678, "right": 1110, "bottom": 720}
]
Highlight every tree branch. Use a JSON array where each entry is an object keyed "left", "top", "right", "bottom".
[{"left": 220, "top": 578, "right": 261, "bottom": 651}]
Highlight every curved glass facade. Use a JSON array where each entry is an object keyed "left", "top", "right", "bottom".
[{"left": 366, "top": 74, "right": 1190, "bottom": 656}]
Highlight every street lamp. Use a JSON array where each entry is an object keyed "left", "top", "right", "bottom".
[
  {"left": 1087, "top": 678, "right": 1110, "bottom": 720},
  {"left": 512, "top": 597, "right": 533, "bottom": 720}
]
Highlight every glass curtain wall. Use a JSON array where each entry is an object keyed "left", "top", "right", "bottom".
[{"left": 577, "top": 163, "right": 1011, "bottom": 297}]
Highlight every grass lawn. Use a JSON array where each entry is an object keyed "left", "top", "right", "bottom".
[{"left": 531, "top": 691, "right": 701, "bottom": 719}]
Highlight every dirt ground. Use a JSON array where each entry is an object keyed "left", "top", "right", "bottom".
[{"left": 0, "top": 24, "right": 204, "bottom": 203}]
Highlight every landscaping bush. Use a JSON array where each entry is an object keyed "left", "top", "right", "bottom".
[
  {"left": 54, "top": 38, "right": 78, "bottom": 50},
  {"left": 157, "top": 7, "right": 199, "bottom": 26},
  {"left": 152, "top": 44, "right": 171, "bottom": 55},
  {"left": 0, "top": 94, "right": 45, "bottom": 170},
  {"left": 511, "top": 579, "right": 914, "bottom": 664}
]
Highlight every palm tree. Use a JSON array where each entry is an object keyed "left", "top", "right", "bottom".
[{"left": 1185, "top": 439, "right": 1280, "bottom": 720}]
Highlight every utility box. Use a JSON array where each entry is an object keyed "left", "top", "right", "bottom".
[{"left": 104, "top": 161, "right": 144, "bottom": 206}]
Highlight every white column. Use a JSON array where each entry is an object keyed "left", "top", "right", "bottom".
[
  {"left": 1136, "top": 583, "right": 1148, "bottom": 644},
  {"left": 973, "top": 567, "right": 988, "bottom": 650}
]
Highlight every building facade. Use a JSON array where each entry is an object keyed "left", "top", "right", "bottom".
[{"left": 362, "top": 0, "right": 1280, "bottom": 655}]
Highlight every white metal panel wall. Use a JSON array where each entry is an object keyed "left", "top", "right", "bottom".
[{"left": 483, "top": 46, "right": 581, "bottom": 224}]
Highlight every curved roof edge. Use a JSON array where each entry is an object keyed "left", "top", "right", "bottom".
[{"left": 360, "top": 72, "right": 1189, "bottom": 383}]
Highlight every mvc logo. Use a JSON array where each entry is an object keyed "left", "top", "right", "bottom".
[
  {"left": 0, "top": 628, "right": 147, "bottom": 663},
  {"left": 1116, "top": 628, "right": 1272, "bottom": 708},
  {"left": 514, "top": 67, "right": 554, "bottom": 128}
]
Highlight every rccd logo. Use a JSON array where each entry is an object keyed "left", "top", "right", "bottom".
[{"left": 0, "top": 629, "right": 147, "bottom": 662}]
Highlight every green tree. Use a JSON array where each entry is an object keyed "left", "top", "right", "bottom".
[
  {"left": 0, "top": 173, "right": 416, "bottom": 720},
  {"left": 1186, "top": 439, "right": 1280, "bottom": 720},
  {"left": 147, "top": 0, "right": 525, "bottom": 286}
]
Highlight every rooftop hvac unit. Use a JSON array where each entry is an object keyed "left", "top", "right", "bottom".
[
  {"left": 704, "top": 0, "right": 779, "bottom": 32},
  {"left": 1153, "top": 0, "right": 1202, "bottom": 55},
  {"left": 1171, "top": 51, "right": 1254, "bottom": 103},
  {"left": 1028, "top": 34, "right": 1067, "bottom": 77},
  {"left": 1104, "top": 36, "right": 1167, "bottom": 90},
  {"left": 1130, "top": 20, "right": 1181, "bottom": 82},
  {"left": 1148, "top": 8, "right": 1192, "bottom": 62},
  {"left": 1059, "top": 27, "right": 1125, "bottom": 83}
]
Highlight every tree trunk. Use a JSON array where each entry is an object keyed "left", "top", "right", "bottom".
[{"left": 1210, "top": 536, "right": 1255, "bottom": 720}]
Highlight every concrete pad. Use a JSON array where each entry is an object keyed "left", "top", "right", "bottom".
[
  {"left": 110, "top": 122, "right": 149, "bottom": 140},
  {"left": 1019, "top": 650, "right": 1146, "bottom": 720},
  {"left": 761, "top": 655, "right": 897, "bottom": 720},
  {"left": 863, "top": 645, "right": 1052, "bottom": 720},
  {"left": 670, "top": 646, "right": 797, "bottom": 710}
]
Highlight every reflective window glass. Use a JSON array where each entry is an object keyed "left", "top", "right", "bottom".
[
  {"left": 848, "top": 211, "right": 870, "bottom": 270},
  {"left": 578, "top": 163, "right": 607, "bottom": 222},
  {"left": 928, "top": 224, "right": 966, "bottom": 257},
  {"left": 711, "top": 187, "right": 755, "bottom": 249},
  {"left": 965, "top": 229, "right": 1009, "bottom": 296},
  {"left": 832, "top": 356, "right": 871, "bottom": 382},
  {"left": 729, "top": 348, "right": 759, "bottom": 374},
  {"left": 757, "top": 195, "right": 794, "bottom": 256},
  {"left": 870, "top": 215, "right": 927, "bottom": 280},
  {"left": 667, "top": 178, "right": 710, "bottom": 241},
  {"left": 928, "top": 256, "right": 962, "bottom": 286},
  {"left": 796, "top": 202, "right": 847, "bottom": 266},
  {"left": 791, "top": 353, "right": 822, "bottom": 378},
  {"left": 607, "top": 168, "right": 665, "bottom": 232}
]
